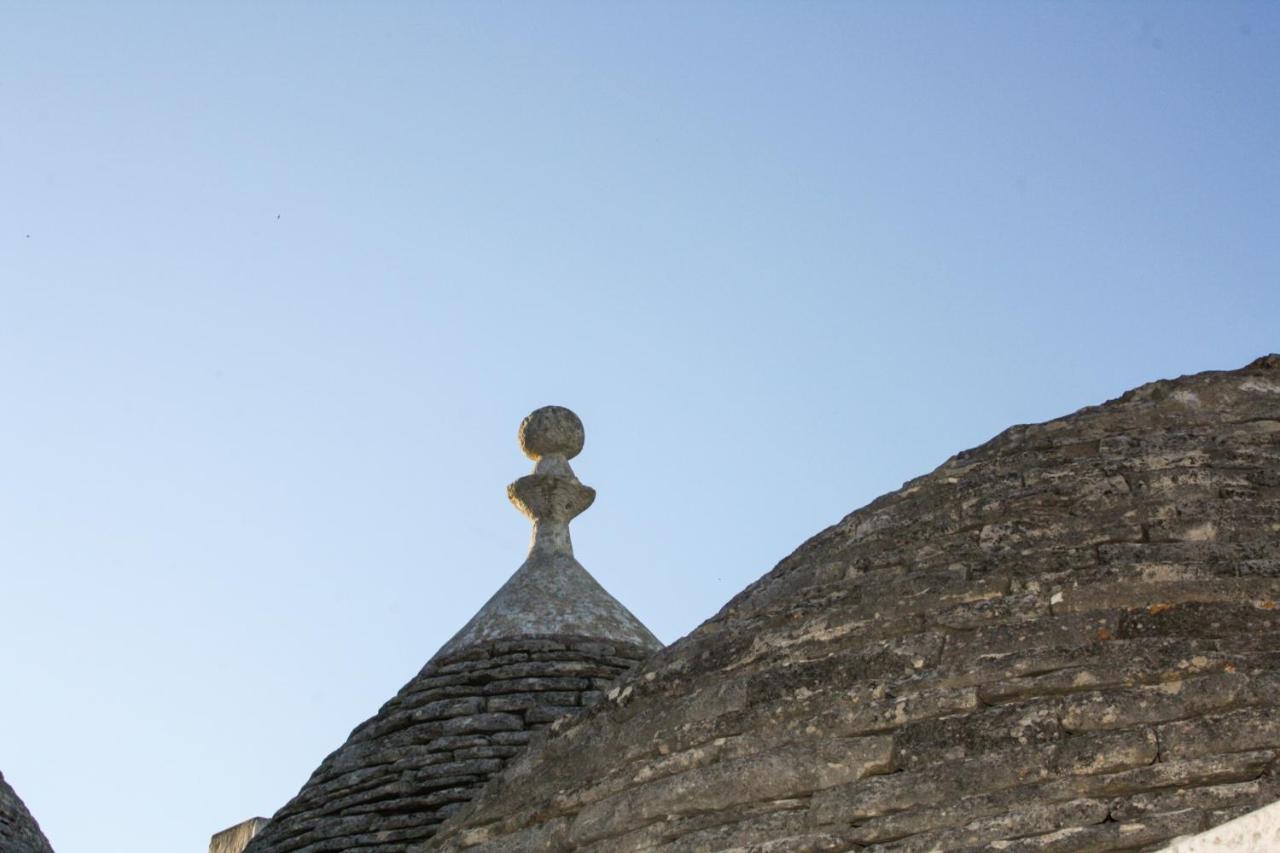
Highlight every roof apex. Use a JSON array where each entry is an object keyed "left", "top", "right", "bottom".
[
  {"left": 436, "top": 406, "right": 661, "bottom": 659},
  {"left": 435, "top": 551, "right": 661, "bottom": 659}
]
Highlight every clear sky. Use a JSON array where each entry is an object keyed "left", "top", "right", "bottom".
[{"left": 1, "top": 3, "right": 1277, "bottom": 851}]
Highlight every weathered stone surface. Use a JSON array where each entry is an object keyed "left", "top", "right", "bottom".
[
  {"left": 1056, "top": 672, "right": 1251, "bottom": 731},
  {"left": 570, "top": 736, "right": 893, "bottom": 845},
  {"left": 1110, "top": 779, "right": 1278, "bottom": 822},
  {"left": 437, "top": 406, "right": 662, "bottom": 659},
  {"left": 1161, "top": 795, "right": 1280, "bottom": 851},
  {"left": 421, "top": 357, "right": 1280, "bottom": 852},
  {"left": 1037, "top": 750, "right": 1276, "bottom": 801},
  {"left": 1156, "top": 706, "right": 1280, "bottom": 760},
  {"left": 810, "top": 743, "right": 1059, "bottom": 824},
  {"left": 989, "top": 808, "right": 1204, "bottom": 851},
  {"left": 0, "top": 770, "right": 54, "bottom": 853},
  {"left": 1052, "top": 727, "right": 1158, "bottom": 776},
  {"left": 243, "top": 407, "right": 661, "bottom": 853},
  {"left": 864, "top": 798, "right": 1110, "bottom": 851},
  {"left": 241, "top": 636, "right": 653, "bottom": 853}
]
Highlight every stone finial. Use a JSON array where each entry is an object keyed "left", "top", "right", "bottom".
[
  {"left": 508, "top": 406, "right": 595, "bottom": 559},
  {"left": 432, "top": 404, "right": 661, "bottom": 659},
  {"left": 519, "top": 405, "right": 585, "bottom": 460}
]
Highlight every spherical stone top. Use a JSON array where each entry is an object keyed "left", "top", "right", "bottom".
[{"left": 518, "top": 406, "right": 585, "bottom": 460}]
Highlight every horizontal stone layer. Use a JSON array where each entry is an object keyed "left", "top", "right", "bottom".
[{"left": 244, "top": 636, "right": 650, "bottom": 853}]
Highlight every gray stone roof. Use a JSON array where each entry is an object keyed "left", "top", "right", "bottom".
[
  {"left": 438, "top": 405, "right": 660, "bottom": 659},
  {"left": 435, "top": 552, "right": 660, "bottom": 659},
  {"left": 241, "top": 407, "right": 660, "bottom": 853},
  {"left": 0, "top": 770, "right": 54, "bottom": 853},
  {"left": 425, "top": 356, "right": 1280, "bottom": 852}
]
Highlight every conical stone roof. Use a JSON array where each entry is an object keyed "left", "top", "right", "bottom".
[
  {"left": 439, "top": 406, "right": 658, "bottom": 658},
  {"left": 242, "top": 406, "right": 660, "bottom": 853},
  {"left": 436, "top": 553, "right": 659, "bottom": 659},
  {"left": 0, "top": 770, "right": 54, "bottom": 853},
  {"left": 425, "top": 356, "right": 1280, "bottom": 852}
]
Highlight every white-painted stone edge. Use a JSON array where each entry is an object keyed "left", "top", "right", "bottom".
[
  {"left": 210, "top": 817, "right": 269, "bottom": 853},
  {"left": 1159, "top": 799, "right": 1280, "bottom": 851}
]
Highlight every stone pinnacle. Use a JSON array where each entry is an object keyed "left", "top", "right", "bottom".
[
  {"left": 432, "top": 405, "right": 661, "bottom": 659},
  {"left": 509, "top": 406, "right": 595, "bottom": 560}
]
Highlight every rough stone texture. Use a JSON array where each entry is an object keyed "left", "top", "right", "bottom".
[
  {"left": 438, "top": 406, "right": 660, "bottom": 658},
  {"left": 243, "top": 407, "right": 661, "bottom": 852},
  {"left": 1159, "top": 795, "right": 1280, "bottom": 851},
  {"left": 0, "top": 770, "right": 54, "bottom": 853},
  {"left": 242, "top": 637, "right": 652, "bottom": 853},
  {"left": 437, "top": 553, "right": 660, "bottom": 659},
  {"left": 211, "top": 817, "right": 270, "bottom": 853},
  {"left": 424, "top": 355, "right": 1280, "bottom": 852},
  {"left": 518, "top": 406, "right": 585, "bottom": 462}
]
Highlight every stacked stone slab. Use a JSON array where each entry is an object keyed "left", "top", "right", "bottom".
[
  {"left": 0, "top": 771, "right": 54, "bottom": 853},
  {"left": 425, "top": 356, "right": 1280, "bottom": 852},
  {"left": 242, "top": 407, "right": 661, "bottom": 853}
]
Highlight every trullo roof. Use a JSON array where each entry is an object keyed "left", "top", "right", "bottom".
[
  {"left": 425, "top": 356, "right": 1280, "bottom": 853},
  {"left": 241, "top": 406, "right": 660, "bottom": 853}
]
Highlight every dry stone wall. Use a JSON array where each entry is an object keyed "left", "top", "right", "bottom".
[
  {"left": 0, "top": 771, "right": 53, "bottom": 853},
  {"left": 243, "top": 636, "right": 649, "bottom": 853},
  {"left": 425, "top": 356, "right": 1280, "bottom": 852}
]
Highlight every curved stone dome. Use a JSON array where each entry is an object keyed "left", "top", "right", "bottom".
[
  {"left": 425, "top": 356, "right": 1280, "bottom": 852},
  {"left": 1, "top": 770, "right": 54, "bottom": 853}
]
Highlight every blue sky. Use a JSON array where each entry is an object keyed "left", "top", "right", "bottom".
[{"left": 2, "top": 3, "right": 1277, "bottom": 851}]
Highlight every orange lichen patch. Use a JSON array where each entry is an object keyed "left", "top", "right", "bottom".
[
  {"left": 1148, "top": 603, "right": 1174, "bottom": 615},
  {"left": 1096, "top": 628, "right": 1114, "bottom": 641},
  {"left": 1258, "top": 600, "right": 1277, "bottom": 610}
]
